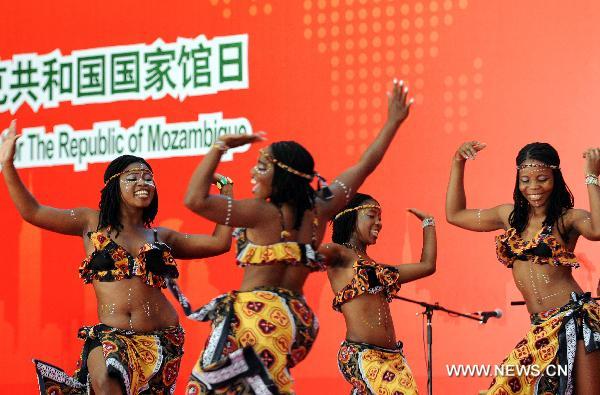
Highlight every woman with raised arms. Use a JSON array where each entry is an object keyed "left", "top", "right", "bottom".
[
  {"left": 1, "top": 120, "right": 233, "bottom": 395},
  {"left": 446, "top": 141, "right": 600, "bottom": 395},
  {"left": 175, "top": 80, "right": 413, "bottom": 394}
]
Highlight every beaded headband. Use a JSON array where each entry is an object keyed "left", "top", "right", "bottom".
[
  {"left": 516, "top": 163, "right": 559, "bottom": 170},
  {"left": 334, "top": 204, "right": 381, "bottom": 220},
  {"left": 104, "top": 167, "right": 154, "bottom": 185},
  {"left": 259, "top": 148, "right": 315, "bottom": 180}
]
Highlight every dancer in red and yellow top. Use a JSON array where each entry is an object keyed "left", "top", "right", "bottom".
[
  {"left": 320, "top": 193, "right": 436, "bottom": 395},
  {"left": 0, "top": 121, "right": 233, "bottom": 395},
  {"left": 173, "top": 79, "right": 414, "bottom": 394},
  {"left": 446, "top": 141, "right": 600, "bottom": 395}
]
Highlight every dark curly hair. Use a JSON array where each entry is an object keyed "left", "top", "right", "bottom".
[
  {"left": 332, "top": 193, "right": 377, "bottom": 244},
  {"left": 269, "top": 141, "right": 317, "bottom": 229},
  {"left": 509, "top": 142, "right": 574, "bottom": 241},
  {"left": 97, "top": 155, "right": 158, "bottom": 235}
]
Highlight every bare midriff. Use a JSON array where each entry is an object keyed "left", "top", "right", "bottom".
[
  {"left": 94, "top": 277, "right": 178, "bottom": 332},
  {"left": 340, "top": 293, "right": 397, "bottom": 349},
  {"left": 512, "top": 260, "right": 583, "bottom": 314},
  {"left": 239, "top": 265, "right": 310, "bottom": 294}
]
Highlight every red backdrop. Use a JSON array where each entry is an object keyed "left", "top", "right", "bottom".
[{"left": 1, "top": 1, "right": 599, "bottom": 393}]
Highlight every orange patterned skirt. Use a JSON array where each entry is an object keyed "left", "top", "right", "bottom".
[
  {"left": 34, "top": 323, "right": 184, "bottom": 394},
  {"left": 487, "top": 292, "right": 600, "bottom": 395},
  {"left": 168, "top": 283, "right": 318, "bottom": 395},
  {"left": 337, "top": 339, "right": 419, "bottom": 395}
]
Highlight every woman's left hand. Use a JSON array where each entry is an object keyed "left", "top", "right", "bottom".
[{"left": 583, "top": 147, "right": 600, "bottom": 176}]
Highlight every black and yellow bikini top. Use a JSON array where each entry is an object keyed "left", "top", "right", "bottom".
[
  {"left": 79, "top": 228, "right": 178, "bottom": 288},
  {"left": 495, "top": 225, "right": 579, "bottom": 269},
  {"left": 332, "top": 257, "right": 402, "bottom": 312},
  {"left": 234, "top": 209, "right": 325, "bottom": 272}
]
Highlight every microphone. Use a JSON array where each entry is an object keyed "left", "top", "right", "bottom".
[{"left": 474, "top": 309, "right": 503, "bottom": 324}]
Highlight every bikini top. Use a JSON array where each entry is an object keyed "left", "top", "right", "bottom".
[
  {"left": 332, "top": 257, "right": 402, "bottom": 312},
  {"left": 234, "top": 208, "right": 325, "bottom": 272},
  {"left": 79, "top": 228, "right": 178, "bottom": 288},
  {"left": 495, "top": 225, "right": 579, "bottom": 269}
]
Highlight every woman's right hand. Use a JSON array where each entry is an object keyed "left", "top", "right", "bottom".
[
  {"left": 454, "top": 141, "right": 487, "bottom": 161},
  {"left": 0, "top": 120, "right": 20, "bottom": 166},
  {"left": 407, "top": 208, "right": 433, "bottom": 221}
]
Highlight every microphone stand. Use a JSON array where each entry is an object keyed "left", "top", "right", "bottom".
[{"left": 391, "top": 295, "right": 484, "bottom": 395}]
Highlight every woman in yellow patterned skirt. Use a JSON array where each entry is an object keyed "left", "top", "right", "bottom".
[
  {"left": 319, "top": 193, "right": 436, "bottom": 395},
  {"left": 175, "top": 79, "right": 414, "bottom": 394},
  {"left": 446, "top": 141, "right": 600, "bottom": 395},
  {"left": 0, "top": 121, "right": 233, "bottom": 394}
]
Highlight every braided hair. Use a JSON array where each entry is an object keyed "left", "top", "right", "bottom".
[
  {"left": 509, "top": 142, "right": 574, "bottom": 241},
  {"left": 97, "top": 155, "right": 158, "bottom": 235},
  {"left": 269, "top": 141, "right": 317, "bottom": 229},
  {"left": 332, "top": 193, "right": 377, "bottom": 244}
]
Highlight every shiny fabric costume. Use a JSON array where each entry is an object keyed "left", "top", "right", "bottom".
[
  {"left": 333, "top": 256, "right": 418, "bottom": 395},
  {"left": 487, "top": 226, "right": 600, "bottom": 395},
  {"left": 171, "top": 226, "right": 323, "bottom": 395},
  {"left": 35, "top": 229, "right": 184, "bottom": 394}
]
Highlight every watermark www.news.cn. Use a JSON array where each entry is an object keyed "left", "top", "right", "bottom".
[{"left": 446, "top": 364, "right": 569, "bottom": 377}]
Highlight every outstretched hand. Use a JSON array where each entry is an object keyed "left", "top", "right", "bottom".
[
  {"left": 455, "top": 141, "right": 487, "bottom": 161},
  {"left": 218, "top": 132, "right": 267, "bottom": 149},
  {"left": 407, "top": 208, "right": 433, "bottom": 221},
  {"left": 582, "top": 147, "right": 600, "bottom": 176},
  {"left": 386, "top": 79, "right": 413, "bottom": 126},
  {"left": 0, "top": 120, "right": 20, "bottom": 167}
]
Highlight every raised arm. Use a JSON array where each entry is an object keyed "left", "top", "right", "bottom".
[
  {"left": 184, "top": 133, "right": 268, "bottom": 228},
  {"left": 445, "top": 141, "right": 509, "bottom": 231},
  {"left": 570, "top": 147, "right": 600, "bottom": 241},
  {"left": 318, "top": 79, "right": 413, "bottom": 218},
  {"left": 162, "top": 174, "right": 233, "bottom": 259},
  {"left": 1, "top": 121, "right": 95, "bottom": 236},
  {"left": 392, "top": 209, "right": 437, "bottom": 283}
]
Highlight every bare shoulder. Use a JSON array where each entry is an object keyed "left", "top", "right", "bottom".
[
  {"left": 320, "top": 242, "right": 343, "bottom": 254},
  {"left": 496, "top": 204, "right": 514, "bottom": 228},
  {"left": 564, "top": 208, "right": 589, "bottom": 219},
  {"left": 247, "top": 198, "right": 280, "bottom": 219},
  {"left": 320, "top": 242, "right": 343, "bottom": 263},
  {"left": 562, "top": 208, "right": 590, "bottom": 226},
  {"left": 79, "top": 207, "right": 100, "bottom": 232},
  {"left": 155, "top": 226, "right": 175, "bottom": 244},
  {"left": 322, "top": 243, "right": 360, "bottom": 269}
]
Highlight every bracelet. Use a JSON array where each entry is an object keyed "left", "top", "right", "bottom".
[
  {"left": 216, "top": 176, "right": 233, "bottom": 190},
  {"left": 224, "top": 196, "right": 233, "bottom": 226},
  {"left": 213, "top": 140, "right": 229, "bottom": 152},
  {"left": 585, "top": 174, "right": 599, "bottom": 187},
  {"left": 422, "top": 217, "right": 435, "bottom": 228}
]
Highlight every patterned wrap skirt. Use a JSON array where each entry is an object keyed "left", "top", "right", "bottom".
[
  {"left": 168, "top": 281, "right": 318, "bottom": 395},
  {"left": 487, "top": 292, "right": 600, "bottom": 395},
  {"left": 337, "top": 339, "right": 419, "bottom": 395},
  {"left": 34, "top": 323, "right": 185, "bottom": 395}
]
